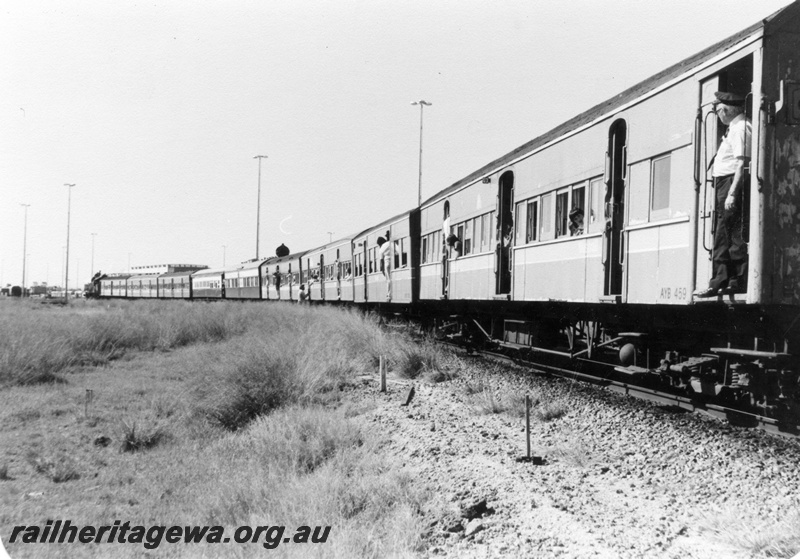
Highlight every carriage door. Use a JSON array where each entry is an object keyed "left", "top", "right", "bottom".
[
  {"left": 335, "top": 249, "right": 341, "bottom": 299},
  {"left": 442, "top": 201, "right": 451, "bottom": 298},
  {"left": 319, "top": 254, "right": 325, "bottom": 301},
  {"left": 696, "top": 80, "right": 722, "bottom": 289},
  {"left": 496, "top": 171, "right": 514, "bottom": 295},
  {"left": 363, "top": 242, "right": 369, "bottom": 302},
  {"left": 603, "top": 119, "right": 627, "bottom": 299}
]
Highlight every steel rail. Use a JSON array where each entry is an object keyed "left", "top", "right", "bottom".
[{"left": 445, "top": 342, "right": 800, "bottom": 439}]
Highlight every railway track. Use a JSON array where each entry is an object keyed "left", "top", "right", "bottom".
[{"left": 437, "top": 338, "right": 800, "bottom": 439}]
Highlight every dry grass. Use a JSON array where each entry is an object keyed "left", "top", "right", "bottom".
[
  {"left": 0, "top": 298, "right": 253, "bottom": 386},
  {"left": 119, "top": 417, "right": 168, "bottom": 452},
  {"left": 25, "top": 448, "right": 82, "bottom": 483},
  {"left": 697, "top": 507, "right": 800, "bottom": 558},
  {"left": 393, "top": 338, "right": 444, "bottom": 380},
  {"left": 466, "top": 382, "right": 568, "bottom": 420},
  {"left": 0, "top": 299, "right": 431, "bottom": 558},
  {"left": 194, "top": 405, "right": 427, "bottom": 557},
  {"left": 535, "top": 402, "right": 568, "bottom": 422}
]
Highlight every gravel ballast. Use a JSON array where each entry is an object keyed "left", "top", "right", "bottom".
[{"left": 351, "top": 353, "right": 800, "bottom": 558}]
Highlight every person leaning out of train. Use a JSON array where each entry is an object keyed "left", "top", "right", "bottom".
[
  {"left": 695, "top": 91, "right": 751, "bottom": 298},
  {"left": 377, "top": 234, "right": 392, "bottom": 300},
  {"left": 446, "top": 233, "right": 462, "bottom": 258},
  {"left": 569, "top": 208, "right": 584, "bottom": 236}
]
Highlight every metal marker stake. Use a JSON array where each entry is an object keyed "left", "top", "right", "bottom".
[
  {"left": 380, "top": 356, "right": 387, "bottom": 393},
  {"left": 525, "top": 394, "right": 531, "bottom": 459}
]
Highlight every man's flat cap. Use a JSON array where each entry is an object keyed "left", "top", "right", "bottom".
[{"left": 714, "top": 91, "right": 746, "bottom": 106}]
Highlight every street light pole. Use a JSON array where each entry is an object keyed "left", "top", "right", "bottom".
[
  {"left": 253, "top": 155, "right": 268, "bottom": 260},
  {"left": 91, "top": 233, "right": 97, "bottom": 276},
  {"left": 411, "top": 100, "right": 432, "bottom": 206},
  {"left": 64, "top": 183, "right": 75, "bottom": 302},
  {"left": 21, "top": 203, "right": 30, "bottom": 297}
]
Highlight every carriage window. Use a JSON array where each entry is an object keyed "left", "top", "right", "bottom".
[
  {"left": 651, "top": 154, "right": 671, "bottom": 212},
  {"left": 569, "top": 184, "right": 586, "bottom": 237},
  {"left": 555, "top": 191, "right": 569, "bottom": 238},
  {"left": 470, "top": 218, "right": 477, "bottom": 253},
  {"left": 421, "top": 236, "right": 428, "bottom": 264},
  {"left": 588, "top": 177, "right": 603, "bottom": 234},
  {"left": 400, "top": 238, "right": 408, "bottom": 268},
  {"left": 515, "top": 203, "right": 527, "bottom": 244},
  {"left": 540, "top": 194, "right": 554, "bottom": 241},
  {"left": 572, "top": 185, "right": 585, "bottom": 215},
  {"left": 464, "top": 220, "right": 472, "bottom": 255},
  {"left": 527, "top": 199, "right": 538, "bottom": 243}
]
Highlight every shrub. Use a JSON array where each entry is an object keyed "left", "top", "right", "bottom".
[
  {"left": 393, "top": 339, "right": 442, "bottom": 380},
  {"left": 119, "top": 418, "right": 168, "bottom": 452},
  {"left": 26, "top": 449, "right": 81, "bottom": 482}
]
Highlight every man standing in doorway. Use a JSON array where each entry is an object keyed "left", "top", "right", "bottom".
[{"left": 695, "top": 91, "right": 751, "bottom": 298}]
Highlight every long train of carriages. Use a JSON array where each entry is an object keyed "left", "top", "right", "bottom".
[{"left": 89, "top": 4, "right": 800, "bottom": 431}]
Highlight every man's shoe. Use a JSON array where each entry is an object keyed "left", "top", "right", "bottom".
[
  {"left": 693, "top": 287, "right": 719, "bottom": 298},
  {"left": 719, "top": 284, "right": 746, "bottom": 295}
]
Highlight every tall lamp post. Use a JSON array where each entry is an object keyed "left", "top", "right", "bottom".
[
  {"left": 253, "top": 155, "right": 268, "bottom": 260},
  {"left": 64, "top": 183, "right": 75, "bottom": 302},
  {"left": 91, "top": 233, "right": 97, "bottom": 276},
  {"left": 411, "top": 100, "right": 432, "bottom": 206},
  {"left": 21, "top": 203, "right": 30, "bottom": 297}
]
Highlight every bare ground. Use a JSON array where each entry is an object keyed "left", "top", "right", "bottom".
[{"left": 349, "top": 354, "right": 800, "bottom": 559}]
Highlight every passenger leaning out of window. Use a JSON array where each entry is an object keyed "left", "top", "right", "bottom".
[
  {"left": 695, "top": 91, "right": 751, "bottom": 298},
  {"left": 377, "top": 233, "right": 392, "bottom": 300},
  {"left": 568, "top": 208, "right": 584, "bottom": 236}
]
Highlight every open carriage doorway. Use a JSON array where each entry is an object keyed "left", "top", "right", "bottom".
[
  {"left": 496, "top": 171, "right": 514, "bottom": 295},
  {"left": 604, "top": 119, "right": 627, "bottom": 299}
]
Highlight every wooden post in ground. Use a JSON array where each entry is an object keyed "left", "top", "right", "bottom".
[
  {"left": 525, "top": 394, "right": 531, "bottom": 459},
  {"left": 380, "top": 356, "right": 386, "bottom": 392},
  {"left": 85, "top": 389, "right": 94, "bottom": 418}
]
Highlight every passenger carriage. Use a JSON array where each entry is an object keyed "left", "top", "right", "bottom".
[
  {"left": 301, "top": 237, "right": 356, "bottom": 303},
  {"left": 225, "top": 259, "right": 267, "bottom": 301},
  {"left": 352, "top": 210, "right": 419, "bottom": 305},
  {"left": 191, "top": 268, "right": 225, "bottom": 299},
  {"left": 157, "top": 271, "right": 193, "bottom": 299},
  {"left": 98, "top": 274, "right": 131, "bottom": 298},
  {"left": 127, "top": 273, "right": 159, "bottom": 298},
  {"left": 421, "top": 5, "right": 799, "bottom": 316},
  {"left": 416, "top": 4, "right": 800, "bottom": 418},
  {"left": 263, "top": 251, "right": 307, "bottom": 302}
]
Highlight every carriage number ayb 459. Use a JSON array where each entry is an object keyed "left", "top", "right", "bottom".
[{"left": 659, "top": 287, "right": 687, "bottom": 300}]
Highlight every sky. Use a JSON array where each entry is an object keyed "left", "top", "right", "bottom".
[{"left": 0, "top": 0, "right": 793, "bottom": 289}]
